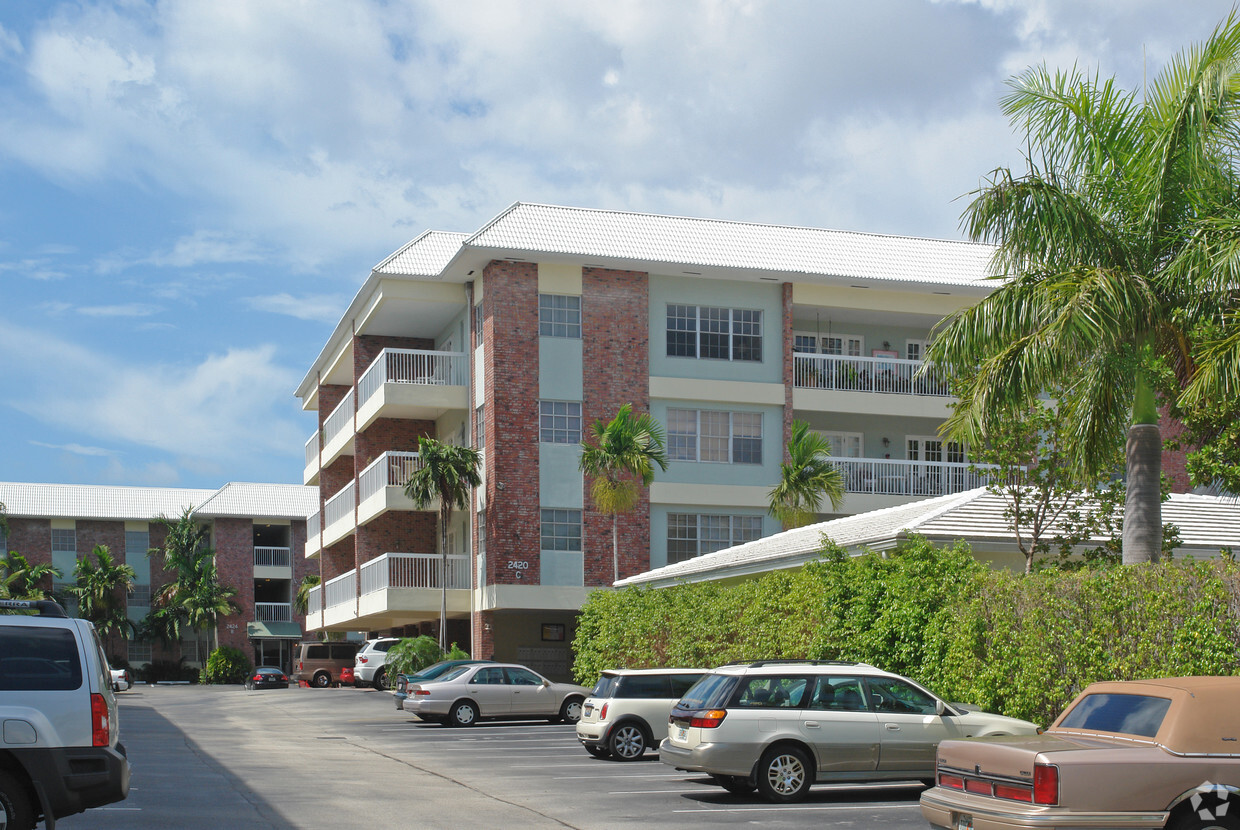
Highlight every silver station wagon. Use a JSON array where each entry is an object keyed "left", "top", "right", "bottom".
[{"left": 660, "top": 660, "right": 1041, "bottom": 803}]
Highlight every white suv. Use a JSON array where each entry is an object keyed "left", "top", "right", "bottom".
[
  {"left": 354, "top": 637, "right": 401, "bottom": 690},
  {"left": 0, "top": 598, "right": 130, "bottom": 829},
  {"left": 576, "top": 669, "right": 707, "bottom": 760},
  {"left": 660, "top": 660, "right": 1040, "bottom": 803}
]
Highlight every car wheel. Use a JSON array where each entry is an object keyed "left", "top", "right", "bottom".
[
  {"left": 1171, "top": 809, "right": 1240, "bottom": 830},
  {"left": 0, "top": 768, "right": 36, "bottom": 830},
  {"left": 558, "top": 697, "right": 583, "bottom": 724},
  {"left": 312, "top": 672, "right": 331, "bottom": 688},
  {"left": 584, "top": 745, "right": 610, "bottom": 759},
  {"left": 375, "top": 668, "right": 389, "bottom": 691},
  {"left": 449, "top": 700, "right": 479, "bottom": 727},
  {"left": 608, "top": 723, "right": 648, "bottom": 761},
  {"left": 756, "top": 745, "right": 813, "bottom": 803},
  {"left": 715, "top": 775, "right": 756, "bottom": 796}
]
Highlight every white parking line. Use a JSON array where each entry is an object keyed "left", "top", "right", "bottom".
[
  {"left": 672, "top": 802, "right": 919, "bottom": 814},
  {"left": 554, "top": 773, "right": 688, "bottom": 780}
]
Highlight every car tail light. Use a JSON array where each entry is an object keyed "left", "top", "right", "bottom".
[
  {"left": 994, "top": 783, "right": 1033, "bottom": 802},
  {"left": 1033, "top": 764, "right": 1058, "bottom": 805},
  {"left": 90, "top": 693, "right": 109, "bottom": 747},
  {"left": 964, "top": 778, "right": 992, "bottom": 795},
  {"left": 600, "top": 703, "right": 609, "bottom": 720},
  {"left": 414, "top": 689, "right": 431, "bottom": 696},
  {"left": 938, "top": 773, "right": 964, "bottom": 790},
  {"left": 689, "top": 710, "right": 728, "bottom": 729},
  {"left": 298, "top": 661, "right": 303, "bottom": 671},
  {"left": 358, "top": 656, "right": 368, "bottom": 663}
]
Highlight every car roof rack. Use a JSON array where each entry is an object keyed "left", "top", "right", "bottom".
[
  {"left": 716, "top": 659, "right": 870, "bottom": 669},
  {"left": 0, "top": 598, "right": 69, "bottom": 618}
]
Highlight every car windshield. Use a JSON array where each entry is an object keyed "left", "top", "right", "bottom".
[
  {"left": 591, "top": 674, "right": 618, "bottom": 698},
  {"left": 1058, "top": 693, "right": 1172, "bottom": 738},
  {"left": 434, "top": 666, "right": 472, "bottom": 683},
  {"left": 678, "top": 673, "right": 737, "bottom": 709}
]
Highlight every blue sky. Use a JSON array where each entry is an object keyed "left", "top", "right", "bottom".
[{"left": 1, "top": 0, "right": 1235, "bottom": 489}]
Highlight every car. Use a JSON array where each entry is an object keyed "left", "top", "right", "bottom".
[
  {"left": 293, "top": 640, "right": 361, "bottom": 688},
  {"left": 0, "top": 598, "right": 130, "bottom": 830},
  {"left": 392, "top": 660, "right": 496, "bottom": 711},
  {"left": 245, "top": 667, "right": 290, "bottom": 691},
  {"left": 110, "top": 668, "right": 131, "bottom": 692},
  {"left": 660, "top": 660, "right": 1041, "bottom": 803},
  {"left": 339, "top": 666, "right": 355, "bottom": 686},
  {"left": 354, "top": 637, "right": 401, "bottom": 690},
  {"left": 401, "top": 662, "right": 590, "bottom": 727},
  {"left": 576, "top": 668, "right": 708, "bottom": 760},
  {"left": 921, "top": 676, "right": 1240, "bottom": 830}
]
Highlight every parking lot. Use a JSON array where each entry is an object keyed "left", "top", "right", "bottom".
[{"left": 59, "top": 683, "right": 928, "bottom": 829}]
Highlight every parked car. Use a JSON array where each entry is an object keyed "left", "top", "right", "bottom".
[
  {"left": 110, "top": 668, "right": 131, "bottom": 692},
  {"left": 354, "top": 637, "right": 401, "bottom": 690},
  {"left": 393, "top": 660, "right": 496, "bottom": 711},
  {"left": 922, "top": 676, "right": 1240, "bottom": 830},
  {"left": 660, "top": 660, "right": 1041, "bottom": 803},
  {"left": 577, "top": 668, "right": 708, "bottom": 760},
  {"left": 402, "top": 663, "right": 590, "bottom": 727},
  {"left": 245, "top": 667, "right": 289, "bottom": 690},
  {"left": 293, "top": 641, "right": 361, "bottom": 688},
  {"left": 339, "top": 666, "right": 355, "bottom": 686},
  {"left": 0, "top": 598, "right": 130, "bottom": 830}
]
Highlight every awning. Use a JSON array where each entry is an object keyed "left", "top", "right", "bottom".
[{"left": 247, "top": 621, "right": 303, "bottom": 639}]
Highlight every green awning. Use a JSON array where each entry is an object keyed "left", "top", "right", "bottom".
[{"left": 247, "top": 621, "right": 303, "bottom": 639}]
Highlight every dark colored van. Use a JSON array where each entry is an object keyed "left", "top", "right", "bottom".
[{"left": 293, "top": 641, "right": 361, "bottom": 688}]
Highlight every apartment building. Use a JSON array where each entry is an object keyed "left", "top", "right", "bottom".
[
  {"left": 0, "top": 481, "right": 318, "bottom": 672},
  {"left": 296, "top": 202, "right": 1001, "bottom": 677}
]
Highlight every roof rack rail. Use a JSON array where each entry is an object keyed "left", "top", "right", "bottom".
[
  {"left": 0, "top": 598, "right": 69, "bottom": 618},
  {"left": 715, "top": 659, "right": 868, "bottom": 669}
]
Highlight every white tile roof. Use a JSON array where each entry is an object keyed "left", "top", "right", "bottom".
[
  {"left": 0, "top": 481, "right": 316, "bottom": 522},
  {"left": 465, "top": 203, "right": 996, "bottom": 286},
  {"left": 373, "top": 230, "right": 470, "bottom": 277},
  {"left": 618, "top": 488, "right": 1240, "bottom": 588}
]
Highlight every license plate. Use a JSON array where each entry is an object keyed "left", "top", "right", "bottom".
[
  {"left": 676, "top": 726, "right": 688, "bottom": 741},
  {"left": 955, "top": 814, "right": 973, "bottom": 830},
  {"left": 584, "top": 704, "right": 593, "bottom": 715}
]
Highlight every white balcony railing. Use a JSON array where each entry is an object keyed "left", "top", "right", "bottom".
[
  {"left": 359, "top": 451, "right": 424, "bottom": 503},
  {"left": 254, "top": 546, "right": 291, "bottom": 568},
  {"left": 324, "top": 571, "right": 355, "bottom": 610},
  {"left": 307, "top": 510, "right": 320, "bottom": 540},
  {"left": 322, "top": 387, "right": 355, "bottom": 448},
  {"left": 305, "top": 431, "right": 319, "bottom": 468},
  {"left": 360, "top": 552, "right": 469, "bottom": 595},
  {"left": 324, "top": 481, "right": 355, "bottom": 530},
  {"left": 306, "top": 584, "right": 321, "bottom": 615},
  {"left": 357, "top": 348, "right": 468, "bottom": 409},
  {"left": 793, "top": 353, "right": 950, "bottom": 397},
  {"left": 835, "top": 457, "right": 1005, "bottom": 496},
  {"left": 255, "top": 602, "right": 292, "bottom": 622}
]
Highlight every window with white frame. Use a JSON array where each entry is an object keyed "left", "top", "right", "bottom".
[
  {"left": 822, "top": 431, "right": 863, "bottom": 458},
  {"left": 540, "top": 509, "right": 582, "bottom": 551},
  {"left": 539, "top": 294, "right": 581, "bottom": 338},
  {"left": 539, "top": 401, "right": 582, "bottom": 443},
  {"left": 667, "top": 513, "right": 763, "bottom": 564},
  {"left": 51, "top": 528, "right": 75, "bottom": 553},
  {"left": 822, "top": 335, "right": 864, "bottom": 357},
  {"left": 665, "top": 304, "right": 762, "bottom": 362},
  {"left": 665, "top": 409, "right": 762, "bottom": 464},
  {"left": 906, "top": 340, "right": 927, "bottom": 361},
  {"left": 473, "top": 303, "right": 485, "bottom": 347},
  {"left": 475, "top": 405, "right": 485, "bottom": 450},
  {"left": 477, "top": 509, "right": 486, "bottom": 555},
  {"left": 793, "top": 333, "right": 819, "bottom": 353}
]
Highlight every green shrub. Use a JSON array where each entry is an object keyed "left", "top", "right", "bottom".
[
  {"left": 204, "top": 646, "right": 252, "bottom": 685},
  {"left": 387, "top": 636, "right": 448, "bottom": 677}
]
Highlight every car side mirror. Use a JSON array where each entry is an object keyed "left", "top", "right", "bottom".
[
  {"left": 935, "top": 699, "right": 947, "bottom": 716},
  {"left": 543, "top": 679, "right": 551, "bottom": 686}
]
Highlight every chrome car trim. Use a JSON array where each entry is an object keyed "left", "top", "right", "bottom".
[
  {"left": 1165, "top": 782, "right": 1240, "bottom": 811},
  {"left": 921, "top": 790, "right": 1168, "bottom": 827},
  {"left": 936, "top": 764, "right": 1031, "bottom": 787}
]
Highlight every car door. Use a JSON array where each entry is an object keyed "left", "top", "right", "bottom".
[
  {"left": 800, "top": 676, "right": 881, "bottom": 774},
  {"left": 466, "top": 666, "right": 511, "bottom": 716},
  {"left": 865, "top": 676, "right": 957, "bottom": 773},
  {"left": 506, "top": 666, "right": 554, "bottom": 716}
]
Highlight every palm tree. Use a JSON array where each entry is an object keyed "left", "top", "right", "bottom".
[
  {"left": 404, "top": 436, "right": 481, "bottom": 651},
  {"left": 0, "top": 551, "right": 62, "bottom": 600},
  {"left": 294, "top": 573, "right": 321, "bottom": 615},
  {"left": 68, "top": 545, "right": 137, "bottom": 656},
  {"left": 181, "top": 554, "right": 239, "bottom": 659},
  {"left": 579, "top": 404, "right": 669, "bottom": 584},
  {"left": 768, "top": 421, "right": 845, "bottom": 529},
  {"left": 926, "top": 16, "right": 1240, "bottom": 564}
]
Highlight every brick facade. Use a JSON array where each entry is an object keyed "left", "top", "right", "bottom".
[{"left": 212, "top": 518, "right": 253, "bottom": 654}]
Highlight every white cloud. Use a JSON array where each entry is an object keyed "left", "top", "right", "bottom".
[
  {"left": 77, "top": 303, "right": 162, "bottom": 318},
  {"left": 29, "top": 441, "right": 116, "bottom": 457},
  {"left": 244, "top": 293, "right": 348, "bottom": 324}
]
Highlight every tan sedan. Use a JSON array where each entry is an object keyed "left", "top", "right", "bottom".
[{"left": 402, "top": 662, "right": 590, "bottom": 727}]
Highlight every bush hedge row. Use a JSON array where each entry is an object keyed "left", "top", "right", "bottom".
[{"left": 570, "top": 536, "right": 1240, "bottom": 726}]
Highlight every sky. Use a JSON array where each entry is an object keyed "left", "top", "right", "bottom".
[{"left": 1, "top": 0, "right": 1237, "bottom": 490}]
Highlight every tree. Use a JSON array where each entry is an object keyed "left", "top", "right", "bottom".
[
  {"left": 768, "top": 420, "right": 845, "bottom": 529},
  {"left": 294, "top": 573, "right": 321, "bottom": 615},
  {"left": 68, "top": 545, "right": 136, "bottom": 655},
  {"left": 578, "top": 404, "right": 669, "bottom": 584},
  {"left": 404, "top": 436, "right": 481, "bottom": 651},
  {"left": 181, "top": 554, "right": 239, "bottom": 660},
  {"left": 0, "top": 551, "right": 62, "bottom": 600},
  {"left": 927, "top": 17, "right": 1240, "bottom": 563}
]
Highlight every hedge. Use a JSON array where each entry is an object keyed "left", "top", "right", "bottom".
[{"left": 571, "top": 536, "right": 1240, "bottom": 726}]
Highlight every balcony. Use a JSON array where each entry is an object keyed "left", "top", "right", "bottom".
[
  {"left": 356, "top": 348, "right": 468, "bottom": 428},
  {"left": 320, "top": 387, "right": 356, "bottom": 468},
  {"left": 304, "top": 432, "right": 321, "bottom": 485},
  {"left": 832, "top": 456, "right": 1008, "bottom": 513},
  {"left": 792, "top": 353, "right": 954, "bottom": 418},
  {"left": 305, "top": 583, "right": 323, "bottom": 630},
  {"left": 311, "top": 552, "right": 470, "bottom": 631},
  {"left": 358, "top": 451, "right": 436, "bottom": 525},
  {"left": 254, "top": 602, "right": 292, "bottom": 622},
  {"left": 305, "top": 511, "right": 321, "bottom": 558},
  {"left": 322, "top": 481, "right": 356, "bottom": 548},
  {"left": 254, "top": 546, "right": 291, "bottom": 568}
]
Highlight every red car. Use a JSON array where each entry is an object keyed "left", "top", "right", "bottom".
[{"left": 339, "top": 666, "right": 355, "bottom": 686}]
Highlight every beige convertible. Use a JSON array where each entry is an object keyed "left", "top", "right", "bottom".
[{"left": 921, "top": 676, "right": 1240, "bottom": 830}]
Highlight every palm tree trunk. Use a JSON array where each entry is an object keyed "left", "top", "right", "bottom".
[
  {"left": 1123, "top": 423, "right": 1162, "bottom": 564},
  {"left": 439, "top": 503, "right": 450, "bottom": 652}
]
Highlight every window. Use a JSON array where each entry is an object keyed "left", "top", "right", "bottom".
[
  {"left": 127, "top": 641, "right": 152, "bottom": 664},
  {"left": 541, "top": 509, "right": 582, "bottom": 551},
  {"left": 808, "top": 677, "right": 868, "bottom": 711},
  {"left": 793, "top": 334, "right": 818, "bottom": 353},
  {"left": 539, "top": 294, "right": 581, "bottom": 338},
  {"left": 733, "top": 675, "right": 809, "bottom": 708},
  {"left": 667, "top": 513, "right": 763, "bottom": 564},
  {"left": 823, "top": 431, "right": 863, "bottom": 459},
  {"left": 866, "top": 676, "right": 940, "bottom": 715},
  {"left": 539, "top": 401, "right": 582, "bottom": 444},
  {"left": 1057, "top": 693, "right": 1172, "bottom": 738},
  {"left": 473, "top": 303, "right": 485, "bottom": 347},
  {"left": 0, "top": 525, "right": 7, "bottom": 554},
  {"left": 906, "top": 339, "right": 927, "bottom": 362},
  {"left": 506, "top": 667, "right": 543, "bottom": 685},
  {"left": 128, "top": 585, "right": 152, "bottom": 609},
  {"left": 475, "top": 405, "right": 485, "bottom": 450},
  {"left": 0, "top": 627, "right": 84, "bottom": 691},
  {"left": 51, "top": 528, "right": 75, "bottom": 553},
  {"left": 477, "top": 510, "right": 486, "bottom": 556},
  {"left": 823, "top": 335, "right": 863, "bottom": 357},
  {"left": 665, "top": 409, "right": 762, "bottom": 464},
  {"left": 472, "top": 667, "right": 506, "bottom": 685},
  {"left": 665, "top": 304, "right": 762, "bottom": 361}
]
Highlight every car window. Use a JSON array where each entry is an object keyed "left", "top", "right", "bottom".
[
  {"left": 329, "top": 644, "right": 357, "bottom": 659},
  {"left": 807, "top": 677, "right": 869, "bottom": 711},
  {"left": 678, "top": 673, "right": 737, "bottom": 709},
  {"left": 733, "top": 675, "right": 809, "bottom": 708},
  {"left": 471, "top": 667, "right": 507, "bottom": 685},
  {"left": 376, "top": 641, "right": 397, "bottom": 653},
  {"left": 505, "top": 668, "right": 543, "bottom": 686},
  {"left": 616, "top": 674, "right": 670, "bottom": 699},
  {"left": 591, "top": 674, "right": 618, "bottom": 698},
  {"left": 304, "top": 645, "right": 327, "bottom": 659},
  {"left": 1057, "top": 693, "right": 1172, "bottom": 738},
  {"left": 436, "top": 666, "right": 472, "bottom": 682},
  {"left": 669, "top": 674, "right": 705, "bottom": 697},
  {"left": 0, "top": 626, "right": 84, "bottom": 691},
  {"left": 866, "top": 677, "right": 939, "bottom": 715}
]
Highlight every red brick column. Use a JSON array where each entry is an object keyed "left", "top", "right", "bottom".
[{"left": 212, "top": 518, "right": 253, "bottom": 655}]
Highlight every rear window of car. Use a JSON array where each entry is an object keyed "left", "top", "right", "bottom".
[
  {"left": 591, "top": 674, "right": 618, "bottom": 698},
  {"left": 375, "top": 640, "right": 398, "bottom": 653},
  {"left": 437, "top": 666, "right": 472, "bottom": 682},
  {"left": 678, "top": 673, "right": 737, "bottom": 709},
  {"left": 1058, "top": 693, "right": 1172, "bottom": 738},
  {"left": 0, "top": 626, "right": 84, "bottom": 691}
]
